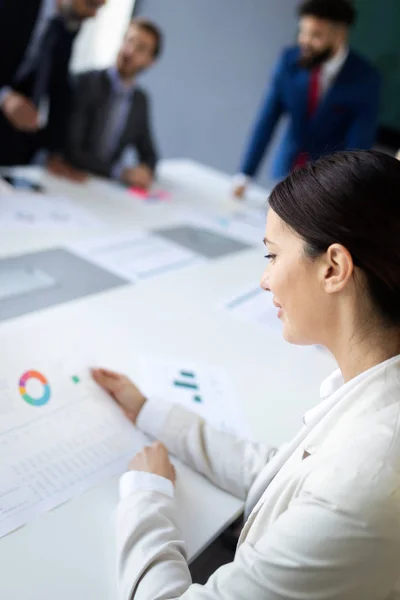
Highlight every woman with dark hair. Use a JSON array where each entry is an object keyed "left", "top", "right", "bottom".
[{"left": 93, "top": 150, "right": 400, "bottom": 600}]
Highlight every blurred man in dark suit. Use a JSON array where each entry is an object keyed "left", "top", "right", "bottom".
[
  {"left": 0, "top": 0, "right": 105, "bottom": 178},
  {"left": 66, "top": 18, "right": 162, "bottom": 190},
  {"left": 233, "top": 0, "right": 381, "bottom": 198}
]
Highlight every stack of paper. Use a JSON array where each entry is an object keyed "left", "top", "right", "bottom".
[
  {"left": 0, "top": 356, "right": 145, "bottom": 539},
  {"left": 0, "top": 346, "right": 249, "bottom": 539}
]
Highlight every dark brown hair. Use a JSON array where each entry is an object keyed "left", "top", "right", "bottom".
[
  {"left": 269, "top": 150, "right": 400, "bottom": 326},
  {"left": 298, "top": 0, "right": 357, "bottom": 27},
  {"left": 131, "top": 18, "right": 163, "bottom": 59}
]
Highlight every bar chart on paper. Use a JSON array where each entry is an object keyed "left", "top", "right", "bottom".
[
  {"left": 138, "top": 357, "right": 250, "bottom": 437},
  {"left": 173, "top": 370, "right": 203, "bottom": 404}
]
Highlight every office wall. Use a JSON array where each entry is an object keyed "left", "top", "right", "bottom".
[
  {"left": 351, "top": 0, "right": 400, "bottom": 132},
  {"left": 134, "top": 0, "right": 299, "bottom": 187}
]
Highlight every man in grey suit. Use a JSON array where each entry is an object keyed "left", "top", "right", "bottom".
[{"left": 66, "top": 18, "right": 162, "bottom": 189}]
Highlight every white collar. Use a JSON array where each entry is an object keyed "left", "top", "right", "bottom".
[
  {"left": 303, "top": 354, "right": 400, "bottom": 425},
  {"left": 322, "top": 45, "right": 349, "bottom": 78}
]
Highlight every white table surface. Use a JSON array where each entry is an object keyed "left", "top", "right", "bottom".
[{"left": 0, "top": 161, "right": 336, "bottom": 600}]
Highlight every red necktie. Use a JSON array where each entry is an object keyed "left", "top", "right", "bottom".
[
  {"left": 308, "top": 66, "right": 321, "bottom": 116},
  {"left": 293, "top": 66, "right": 321, "bottom": 170}
]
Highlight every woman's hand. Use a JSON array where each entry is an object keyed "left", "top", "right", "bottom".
[
  {"left": 129, "top": 441, "right": 176, "bottom": 484},
  {"left": 91, "top": 368, "right": 146, "bottom": 423}
]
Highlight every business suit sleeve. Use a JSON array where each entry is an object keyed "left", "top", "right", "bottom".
[
  {"left": 45, "top": 46, "right": 73, "bottom": 154},
  {"left": 138, "top": 400, "right": 276, "bottom": 501},
  {"left": 345, "top": 71, "right": 381, "bottom": 150},
  {"left": 135, "top": 93, "right": 158, "bottom": 171},
  {"left": 66, "top": 73, "right": 113, "bottom": 177},
  {"left": 239, "top": 53, "right": 285, "bottom": 178},
  {"left": 117, "top": 467, "right": 400, "bottom": 600}
]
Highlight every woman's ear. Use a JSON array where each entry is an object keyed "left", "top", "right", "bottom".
[{"left": 321, "top": 244, "right": 354, "bottom": 294}]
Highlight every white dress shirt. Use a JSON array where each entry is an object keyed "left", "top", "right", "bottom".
[
  {"left": 233, "top": 46, "right": 349, "bottom": 188},
  {"left": 317, "top": 45, "right": 349, "bottom": 98}
]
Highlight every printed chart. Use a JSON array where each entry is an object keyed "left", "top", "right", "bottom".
[
  {"left": 19, "top": 370, "right": 51, "bottom": 407},
  {"left": 139, "top": 356, "right": 251, "bottom": 437},
  {"left": 0, "top": 359, "right": 146, "bottom": 540},
  {"left": 173, "top": 369, "right": 204, "bottom": 404}
]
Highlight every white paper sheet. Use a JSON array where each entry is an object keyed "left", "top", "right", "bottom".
[
  {"left": 0, "top": 193, "right": 101, "bottom": 228},
  {"left": 67, "top": 231, "right": 204, "bottom": 282},
  {"left": 221, "top": 285, "right": 283, "bottom": 334},
  {"left": 0, "top": 354, "right": 148, "bottom": 540},
  {"left": 180, "top": 207, "right": 267, "bottom": 246},
  {"left": 139, "top": 356, "right": 251, "bottom": 438}
]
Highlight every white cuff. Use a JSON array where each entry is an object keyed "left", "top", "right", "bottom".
[
  {"left": 136, "top": 397, "right": 172, "bottom": 439},
  {"left": 119, "top": 470, "right": 175, "bottom": 500},
  {"left": 232, "top": 173, "right": 251, "bottom": 187}
]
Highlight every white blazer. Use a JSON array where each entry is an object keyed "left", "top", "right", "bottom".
[{"left": 117, "top": 356, "right": 400, "bottom": 600}]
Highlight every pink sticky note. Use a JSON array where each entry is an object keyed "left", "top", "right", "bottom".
[
  {"left": 129, "top": 187, "right": 148, "bottom": 198},
  {"left": 129, "top": 187, "right": 171, "bottom": 201}
]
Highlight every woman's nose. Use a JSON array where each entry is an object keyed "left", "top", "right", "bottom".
[{"left": 260, "top": 271, "right": 271, "bottom": 292}]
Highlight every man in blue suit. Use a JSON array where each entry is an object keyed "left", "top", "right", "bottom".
[{"left": 234, "top": 0, "right": 381, "bottom": 198}]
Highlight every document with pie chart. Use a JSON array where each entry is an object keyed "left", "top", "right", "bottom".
[
  {"left": 0, "top": 320, "right": 250, "bottom": 540},
  {"left": 0, "top": 351, "right": 148, "bottom": 540}
]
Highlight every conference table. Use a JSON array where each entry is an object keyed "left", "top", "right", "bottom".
[{"left": 0, "top": 160, "right": 336, "bottom": 600}]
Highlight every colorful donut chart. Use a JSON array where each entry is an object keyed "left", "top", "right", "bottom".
[{"left": 19, "top": 370, "right": 51, "bottom": 407}]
